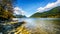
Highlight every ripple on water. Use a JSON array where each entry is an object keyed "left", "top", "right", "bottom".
[{"left": 20, "top": 18, "right": 60, "bottom": 34}]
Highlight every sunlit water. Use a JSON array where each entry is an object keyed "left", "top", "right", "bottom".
[{"left": 14, "top": 18, "right": 60, "bottom": 34}]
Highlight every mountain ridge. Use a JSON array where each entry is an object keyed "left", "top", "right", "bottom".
[
  {"left": 30, "top": 6, "right": 60, "bottom": 18},
  {"left": 14, "top": 15, "right": 26, "bottom": 18}
]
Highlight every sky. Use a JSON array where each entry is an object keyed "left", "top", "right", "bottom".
[{"left": 14, "top": 0, "right": 60, "bottom": 17}]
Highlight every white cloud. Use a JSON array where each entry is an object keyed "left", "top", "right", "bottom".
[
  {"left": 14, "top": 7, "right": 25, "bottom": 15},
  {"left": 37, "top": 0, "right": 60, "bottom": 12}
]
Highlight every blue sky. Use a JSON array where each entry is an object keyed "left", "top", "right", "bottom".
[{"left": 14, "top": 0, "right": 60, "bottom": 17}]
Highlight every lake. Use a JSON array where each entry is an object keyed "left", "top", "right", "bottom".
[{"left": 14, "top": 18, "right": 60, "bottom": 34}]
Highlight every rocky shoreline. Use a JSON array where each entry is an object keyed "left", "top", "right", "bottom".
[{"left": 0, "top": 21, "right": 27, "bottom": 34}]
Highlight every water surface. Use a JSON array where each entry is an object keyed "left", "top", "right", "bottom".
[{"left": 14, "top": 18, "right": 60, "bottom": 34}]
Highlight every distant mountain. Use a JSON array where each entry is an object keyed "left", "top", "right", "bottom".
[
  {"left": 14, "top": 15, "right": 26, "bottom": 18},
  {"left": 30, "top": 6, "right": 60, "bottom": 18}
]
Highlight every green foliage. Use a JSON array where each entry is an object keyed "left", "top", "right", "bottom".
[
  {"left": 0, "top": 0, "right": 16, "bottom": 21},
  {"left": 30, "top": 6, "right": 60, "bottom": 18}
]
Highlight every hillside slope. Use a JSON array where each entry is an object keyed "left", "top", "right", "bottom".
[{"left": 30, "top": 6, "right": 60, "bottom": 18}]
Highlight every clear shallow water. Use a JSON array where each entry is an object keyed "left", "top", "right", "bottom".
[{"left": 14, "top": 18, "right": 60, "bottom": 34}]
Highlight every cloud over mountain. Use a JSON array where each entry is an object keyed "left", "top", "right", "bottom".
[
  {"left": 37, "top": 0, "right": 60, "bottom": 12},
  {"left": 14, "top": 7, "right": 25, "bottom": 15}
]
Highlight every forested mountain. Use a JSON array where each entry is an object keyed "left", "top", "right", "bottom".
[
  {"left": 14, "top": 15, "right": 26, "bottom": 18},
  {"left": 30, "top": 6, "right": 60, "bottom": 18}
]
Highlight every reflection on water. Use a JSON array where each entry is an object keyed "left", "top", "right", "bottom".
[{"left": 17, "top": 18, "right": 60, "bottom": 34}]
